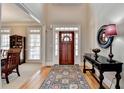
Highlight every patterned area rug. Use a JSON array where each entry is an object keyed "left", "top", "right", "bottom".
[{"left": 40, "top": 64, "right": 90, "bottom": 89}]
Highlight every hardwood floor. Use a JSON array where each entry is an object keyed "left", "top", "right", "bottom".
[
  {"left": 20, "top": 66, "right": 51, "bottom": 89},
  {"left": 20, "top": 65, "right": 104, "bottom": 89}
]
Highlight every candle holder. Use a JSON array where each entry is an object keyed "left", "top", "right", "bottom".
[{"left": 92, "top": 48, "right": 101, "bottom": 60}]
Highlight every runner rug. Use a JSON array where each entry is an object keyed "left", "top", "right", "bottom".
[{"left": 40, "top": 64, "right": 90, "bottom": 89}]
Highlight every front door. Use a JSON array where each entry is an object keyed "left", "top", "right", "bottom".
[{"left": 59, "top": 32, "right": 74, "bottom": 65}]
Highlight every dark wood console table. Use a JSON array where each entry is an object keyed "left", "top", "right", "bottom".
[{"left": 83, "top": 53, "right": 123, "bottom": 89}]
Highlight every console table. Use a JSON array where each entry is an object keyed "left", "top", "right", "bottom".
[{"left": 83, "top": 53, "right": 123, "bottom": 89}]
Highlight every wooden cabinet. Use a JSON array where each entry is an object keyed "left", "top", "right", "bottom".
[{"left": 10, "top": 35, "right": 26, "bottom": 64}]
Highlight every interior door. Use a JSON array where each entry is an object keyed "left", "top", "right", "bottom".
[{"left": 59, "top": 32, "right": 74, "bottom": 65}]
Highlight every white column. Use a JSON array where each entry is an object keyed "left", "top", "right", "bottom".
[
  {"left": 0, "top": 3, "right": 2, "bottom": 88},
  {"left": 42, "top": 24, "right": 46, "bottom": 65}
]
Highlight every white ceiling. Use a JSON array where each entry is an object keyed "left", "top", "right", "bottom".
[
  {"left": 23, "top": 3, "right": 43, "bottom": 22},
  {"left": 1, "top": 3, "right": 35, "bottom": 22},
  {"left": 1, "top": 3, "right": 85, "bottom": 24}
]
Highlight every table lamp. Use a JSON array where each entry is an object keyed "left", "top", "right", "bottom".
[{"left": 105, "top": 24, "right": 117, "bottom": 62}]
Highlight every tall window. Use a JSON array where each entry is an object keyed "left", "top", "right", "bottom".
[
  {"left": 27, "top": 28, "right": 41, "bottom": 60},
  {"left": 0, "top": 28, "right": 10, "bottom": 50}
]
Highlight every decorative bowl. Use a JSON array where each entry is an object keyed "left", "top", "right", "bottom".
[
  {"left": 92, "top": 48, "right": 101, "bottom": 54},
  {"left": 92, "top": 48, "right": 101, "bottom": 60}
]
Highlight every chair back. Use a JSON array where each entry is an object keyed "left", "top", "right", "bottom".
[
  {"left": 8, "top": 48, "right": 21, "bottom": 54},
  {"left": 5, "top": 48, "right": 22, "bottom": 70}
]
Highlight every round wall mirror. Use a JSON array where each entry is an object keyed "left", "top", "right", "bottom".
[{"left": 97, "top": 25, "right": 113, "bottom": 48}]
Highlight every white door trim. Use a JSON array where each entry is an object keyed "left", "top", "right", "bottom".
[{"left": 52, "top": 24, "right": 81, "bottom": 65}]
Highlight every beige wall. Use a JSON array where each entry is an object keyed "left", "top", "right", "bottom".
[
  {"left": 45, "top": 4, "right": 87, "bottom": 24},
  {"left": 11, "top": 26, "right": 26, "bottom": 36}
]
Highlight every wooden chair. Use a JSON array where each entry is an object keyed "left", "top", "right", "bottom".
[{"left": 1, "top": 48, "right": 21, "bottom": 84}]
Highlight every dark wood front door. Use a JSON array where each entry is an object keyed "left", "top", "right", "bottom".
[{"left": 59, "top": 32, "right": 74, "bottom": 65}]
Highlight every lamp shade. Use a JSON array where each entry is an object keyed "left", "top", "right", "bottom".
[{"left": 105, "top": 24, "right": 117, "bottom": 37}]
